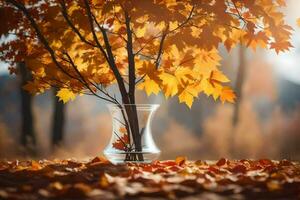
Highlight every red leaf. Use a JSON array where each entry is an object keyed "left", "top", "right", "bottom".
[
  {"left": 168, "top": 165, "right": 182, "bottom": 172},
  {"left": 142, "top": 165, "right": 153, "bottom": 172},
  {"left": 112, "top": 134, "right": 129, "bottom": 151},
  {"left": 160, "top": 160, "right": 177, "bottom": 166},
  {"left": 259, "top": 159, "right": 273, "bottom": 166},
  {"left": 216, "top": 158, "right": 226, "bottom": 167}
]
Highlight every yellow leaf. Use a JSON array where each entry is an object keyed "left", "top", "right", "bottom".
[
  {"left": 138, "top": 78, "right": 160, "bottom": 96},
  {"left": 200, "top": 79, "right": 223, "bottom": 100},
  {"left": 136, "top": 26, "right": 146, "bottom": 38},
  {"left": 297, "top": 18, "right": 300, "bottom": 27},
  {"left": 56, "top": 88, "right": 76, "bottom": 103},
  {"left": 137, "top": 62, "right": 162, "bottom": 95},
  {"left": 170, "top": 45, "right": 180, "bottom": 60},
  {"left": 210, "top": 70, "right": 230, "bottom": 84},
  {"left": 160, "top": 72, "right": 178, "bottom": 98},
  {"left": 178, "top": 89, "right": 194, "bottom": 108},
  {"left": 177, "top": 79, "right": 201, "bottom": 108},
  {"left": 169, "top": 21, "right": 178, "bottom": 30}
]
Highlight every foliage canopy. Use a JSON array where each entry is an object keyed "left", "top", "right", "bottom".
[{"left": 0, "top": 0, "right": 292, "bottom": 107}]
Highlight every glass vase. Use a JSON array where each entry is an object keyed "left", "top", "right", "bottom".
[{"left": 104, "top": 104, "right": 160, "bottom": 164}]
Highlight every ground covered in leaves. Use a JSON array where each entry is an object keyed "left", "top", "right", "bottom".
[{"left": 0, "top": 157, "right": 299, "bottom": 200}]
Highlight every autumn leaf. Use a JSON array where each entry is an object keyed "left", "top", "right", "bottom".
[
  {"left": 119, "top": 127, "right": 127, "bottom": 134},
  {"left": 209, "top": 70, "right": 230, "bottom": 86},
  {"left": 175, "top": 156, "right": 186, "bottom": 166},
  {"left": 138, "top": 78, "right": 161, "bottom": 96},
  {"left": 99, "top": 174, "right": 110, "bottom": 188},
  {"left": 297, "top": 18, "right": 300, "bottom": 27},
  {"left": 178, "top": 81, "right": 200, "bottom": 108},
  {"left": 159, "top": 72, "right": 178, "bottom": 98},
  {"left": 137, "top": 62, "right": 161, "bottom": 95},
  {"left": 30, "top": 160, "right": 42, "bottom": 171},
  {"left": 220, "top": 87, "right": 236, "bottom": 103},
  {"left": 135, "top": 26, "right": 146, "bottom": 38},
  {"left": 178, "top": 89, "right": 194, "bottom": 108},
  {"left": 270, "top": 41, "right": 293, "bottom": 54},
  {"left": 112, "top": 134, "right": 129, "bottom": 151},
  {"left": 56, "top": 88, "right": 76, "bottom": 103},
  {"left": 216, "top": 158, "right": 227, "bottom": 166},
  {"left": 23, "top": 81, "right": 44, "bottom": 94}
]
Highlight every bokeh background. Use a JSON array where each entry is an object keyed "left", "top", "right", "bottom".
[{"left": 1, "top": 0, "right": 300, "bottom": 161}]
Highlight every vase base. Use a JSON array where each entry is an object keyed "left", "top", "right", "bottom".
[{"left": 104, "top": 151, "right": 160, "bottom": 164}]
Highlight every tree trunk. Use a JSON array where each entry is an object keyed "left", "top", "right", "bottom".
[
  {"left": 230, "top": 45, "right": 246, "bottom": 158},
  {"left": 232, "top": 45, "right": 246, "bottom": 126},
  {"left": 19, "top": 62, "right": 36, "bottom": 152},
  {"left": 51, "top": 89, "right": 65, "bottom": 148},
  {"left": 122, "top": 104, "right": 144, "bottom": 161}
]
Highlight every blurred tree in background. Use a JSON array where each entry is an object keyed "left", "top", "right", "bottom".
[{"left": 18, "top": 61, "right": 36, "bottom": 154}]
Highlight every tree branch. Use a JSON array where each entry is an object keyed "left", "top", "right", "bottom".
[
  {"left": 124, "top": 11, "right": 136, "bottom": 103},
  {"left": 83, "top": 0, "right": 130, "bottom": 105},
  {"left": 168, "top": 6, "right": 195, "bottom": 34},
  {"left": 82, "top": 0, "right": 110, "bottom": 63},
  {"left": 155, "top": 31, "right": 167, "bottom": 69},
  {"left": 155, "top": 6, "right": 195, "bottom": 69}
]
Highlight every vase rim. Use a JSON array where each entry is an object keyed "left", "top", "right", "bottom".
[
  {"left": 107, "top": 103, "right": 160, "bottom": 109},
  {"left": 107, "top": 103, "right": 160, "bottom": 106}
]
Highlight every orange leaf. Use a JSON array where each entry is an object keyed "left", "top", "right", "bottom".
[
  {"left": 99, "top": 174, "right": 110, "bottom": 188},
  {"left": 175, "top": 156, "right": 186, "bottom": 166},
  {"left": 220, "top": 87, "right": 236, "bottom": 103},
  {"left": 270, "top": 41, "right": 293, "bottom": 54}
]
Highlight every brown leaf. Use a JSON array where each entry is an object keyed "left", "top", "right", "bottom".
[{"left": 231, "top": 165, "right": 247, "bottom": 174}]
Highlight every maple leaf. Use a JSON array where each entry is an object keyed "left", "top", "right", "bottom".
[
  {"left": 270, "top": 40, "right": 293, "bottom": 54},
  {"left": 177, "top": 81, "right": 200, "bottom": 108},
  {"left": 112, "top": 134, "right": 129, "bottom": 151},
  {"left": 137, "top": 62, "right": 162, "bottom": 95},
  {"left": 209, "top": 70, "right": 230, "bottom": 86},
  {"left": 138, "top": 78, "right": 161, "bottom": 96},
  {"left": 178, "top": 89, "right": 194, "bottom": 108},
  {"left": 56, "top": 88, "right": 76, "bottom": 103},
  {"left": 220, "top": 87, "right": 236, "bottom": 103},
  {"left": 159, "top": 72, "right": 179, "bottom": 98}
]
